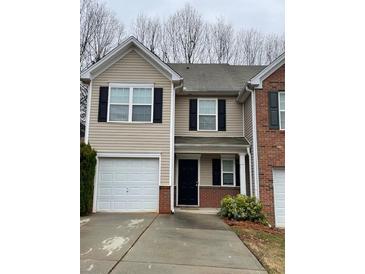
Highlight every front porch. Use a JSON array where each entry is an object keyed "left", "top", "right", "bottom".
[{"left": 174, "top": 137, "right": 252, "bottom": 209}]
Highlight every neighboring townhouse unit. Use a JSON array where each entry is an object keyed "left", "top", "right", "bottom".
[
  {"left": 238, "top": 54, "right": 285, "bottom": 227},
  {"left": 81, "top": 36, "right": 285, "bottom": 227}
]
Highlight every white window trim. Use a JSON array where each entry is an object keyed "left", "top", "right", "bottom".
[
  {"left": 107, "top": 83, "right": 154, "bottom": 123},
  {"left": 197, "top": 98, "right": 218, "bottom": 131},
  {"left": 221, "top": 157, "right": 236, "bottom": 187},
  {"left": 278, "top": 91, "right": 285, "bottom": 130}
]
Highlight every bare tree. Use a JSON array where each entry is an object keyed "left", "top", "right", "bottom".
[
  {"left": 159, "top": 23, "right": 172, "bottom": 62},
  {"left": 80, "top": 0, "right": 125, "bottom": 125},
  {"left": 132, "top": 14, "right": 161, "bottom": 54},
  {"left": 163, "top": 15, "right": 181, "bottom": 62},
  {"left": 87, "top": 2, "right": 124, "bottom": 63},
  {"left": 233, "top": 29, "right": 264, "bottom": 65},
  {"left": 264, "top": 33, "right": 285, "bottom": 63},
  {"left": 169, "top": 3, "right": 204, "bottom": 63},
  {"left": 205, "top": 17, "right": 234, "bottom": 63},
  {"left": 80, "top": 0, "right": 96, "bottom": 70}
]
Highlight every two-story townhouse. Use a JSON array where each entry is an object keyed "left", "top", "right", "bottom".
[
  {"left": 168, "top": 64, "right": 263, "bottom": 211},
  {"left": 81, "top": 36, "right": 285, "bottom": 227}
]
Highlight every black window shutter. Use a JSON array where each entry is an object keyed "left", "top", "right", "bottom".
[
  {"left": 98, "top": 86, "right": 109, "bottom": 122},
  {"left": 212, "top": 159, "right": 221, "bottom": 186},
  {"left": 153, "top": 88, "right": 163, "bottom": 123},
  {"left": 189, "top": 99, "right": 197, "bottom": 131},
  {"left": 235, "top": 159, "right": 240, "bottom": 186},
  {"left": 218, "top": 99, "right": 226, "bottom": 131},
  {"left": 268, "top": 91, "right": 279, "bottom": 129}
]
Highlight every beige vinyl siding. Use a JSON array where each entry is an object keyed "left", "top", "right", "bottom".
[
  {"left": 200, "top": 154, "right": 220, "bottom": 186},
  {"left": 244, "top": 95, "right": 253, "bottom": 144},
  {"left": 175, "top": 95, "right": 243, "bottom": 137},
  {"left": 88, "top": 49, "right": 171, "bottom": 185}
]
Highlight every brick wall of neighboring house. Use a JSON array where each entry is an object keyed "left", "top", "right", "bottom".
[
  {"left": 255, "top": 64, "right": 285, "bottom": 225},
  {"left": 199, "top": 186, "right": 240, "bottom": 208},
  {"left": 159, "top": 186, "right": 171, "bottom": 213},
  {"left": 173, "top": 186, "right": 240, "bottom": 208}
]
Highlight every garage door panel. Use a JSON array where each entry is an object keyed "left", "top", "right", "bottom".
[
  {"left": 114, "top": 174, "right": 157, "bottom": 181},
  {"left": 100, "top": 173, "right": 113, "bottom": 181},
  {"left": 96, "top": 158, "right": 159, "bottom": 212},
  {"left": 273, "top": 168, "right": 285, "bottom": 228}
]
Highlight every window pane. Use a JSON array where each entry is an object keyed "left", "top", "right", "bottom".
[
  {"left": 199, "top": 100, "right": 216, "bottom": 114},
  {"left": 199, "top": 115, "right": 216, "bottom": 130},
  {"left": 223, "top": 173, "right": 234, "bottom": 185},
  {"left": 280, "top": 111, "right": 285, "bottom": 129},
  {"left": 133, "top": 88, "right": 152, "bottom": 104},
  {"left": 132, "top": 105, "right": 152, "bottom": 122},
  {"left": 222, "top": 160, "right": 234, "bottom": 172},
  {"left": 279, "top": 93, "right": 285, "bottom": 110},
  {"left": 110, "top": 88, "right": 129, "bottom": 104},
  {"left": 109, "top": 105, "right": 129, "bottom": 121}
]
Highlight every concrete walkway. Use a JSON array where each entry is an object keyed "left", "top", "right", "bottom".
[{"left": 80, "top": 212, "right": 267, "bottom": 274}]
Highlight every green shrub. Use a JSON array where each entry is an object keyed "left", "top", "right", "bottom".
[
  {"left": 219, "top": 194, "right": 268, "bottom": 225},
  {"left": 80, "top": 143, "right": 97, "bottom": 216}
]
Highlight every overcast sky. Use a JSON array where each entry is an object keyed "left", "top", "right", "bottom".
[{"left": 105, "top": 0, "right": 284, "bottom": 35}]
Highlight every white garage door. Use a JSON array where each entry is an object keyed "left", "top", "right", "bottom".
[
  {"left": 96, "top": 158, "right": 159, "bottom": 212},
  {"left": 273, "top": 168, "right": 285, "bottom": 227}
]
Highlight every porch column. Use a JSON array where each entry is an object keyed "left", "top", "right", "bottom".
[{"left": 239, "top": 152, "right": 247, "bottom": 195}]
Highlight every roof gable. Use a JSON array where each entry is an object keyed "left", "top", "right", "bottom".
[
  {"left": 249, "top": 53, "right": 285, "bottom": 89},
  {"left": 81, "top": 36, "right": 182, "bottom": 82}
]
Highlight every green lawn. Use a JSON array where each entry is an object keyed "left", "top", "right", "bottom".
[{"left": 227, "top": 221, "right": 285, "bottom": 274}]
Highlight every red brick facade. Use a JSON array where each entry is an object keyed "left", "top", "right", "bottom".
[
  {"left": 199, "top": 186, "right": 240, "bottom": 208},
  {"left": 159, "top": 186, "right": 171, "bottom": 213},
  {"left": 255, "top": 64, "right": 285, "bottom": 225}
]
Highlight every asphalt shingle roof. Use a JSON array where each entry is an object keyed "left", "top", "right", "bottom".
[{"left": 168, "top": 63, "right": 266, "bottom": 92}]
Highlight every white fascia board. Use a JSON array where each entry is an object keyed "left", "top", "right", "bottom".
[
  {"left": 80, "top": 36, "right": 182, "bottom": 82},
  {"left": 249, "top": 53, "right": 285, "bottom": 89}
]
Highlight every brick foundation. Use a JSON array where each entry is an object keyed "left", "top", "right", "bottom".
[
  {"left": 255, "top": 64, "right": 285, "bottom": 226},
  {"left": 159, "top": 186, "right": 171, "bottom": 213},
  {"left": 199, "top": 186, "right": 240, "bottom": 208}
]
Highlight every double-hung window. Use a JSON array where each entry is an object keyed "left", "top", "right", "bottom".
[
  {"left": 108, "top": 84, "right": 153, "bottom": 123},
  {"left": 221, "top": 159, "right": 235, "bottom": 186},
  {"left": 278, "top": 92, "right": 285, "bottom": 130},
  {"left": 198, "top": 99, "right": 217, "bottom": 130}
]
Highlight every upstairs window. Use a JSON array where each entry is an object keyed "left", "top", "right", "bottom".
[
  {"left": 198, "top": 99, "right": 217, "bottom": 131},
  {"left": 132, "top": 88, "right": 153, "bottom": 122},
  {"left": 278, "top": 92, "right": 285, "bottom": 130},
  {"left": 109, "top": 87, "right": 129, "bottom": 121},
  {"left": 108, "top": 85, "right": 153, "bottom": 123}
]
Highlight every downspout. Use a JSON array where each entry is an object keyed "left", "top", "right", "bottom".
[
  {"left": 170, "top": 81, "right": 183, "bottom": 213},
  {"left": 248, "top": 85, "right": 260, "bottom": 199},
  {"left": 246, "top": 146, "right": 253, "bottom": 197}
]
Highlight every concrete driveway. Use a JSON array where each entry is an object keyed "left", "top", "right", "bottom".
[{"left": 80, "top": 212, "right": 267, "bottom": 274}]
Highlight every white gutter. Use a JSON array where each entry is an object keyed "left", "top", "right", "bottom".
[{"left": 169, "top": 82, "right": 177, "bottom": 213}]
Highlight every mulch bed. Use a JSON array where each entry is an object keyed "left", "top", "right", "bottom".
[{"left": 224, "top": 218, "right": 285, "bottom": 235}]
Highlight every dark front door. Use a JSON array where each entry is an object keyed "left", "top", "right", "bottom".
[{"left": 178, "top": 159, "right": 198, "bottom": 205}]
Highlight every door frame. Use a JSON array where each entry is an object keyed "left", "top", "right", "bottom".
[
  {"left": 93, "top": 152, "right": 161, "bottom": 213},
  {"left": 176, "top": 154, "right": 201, "bottom": 207}
]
